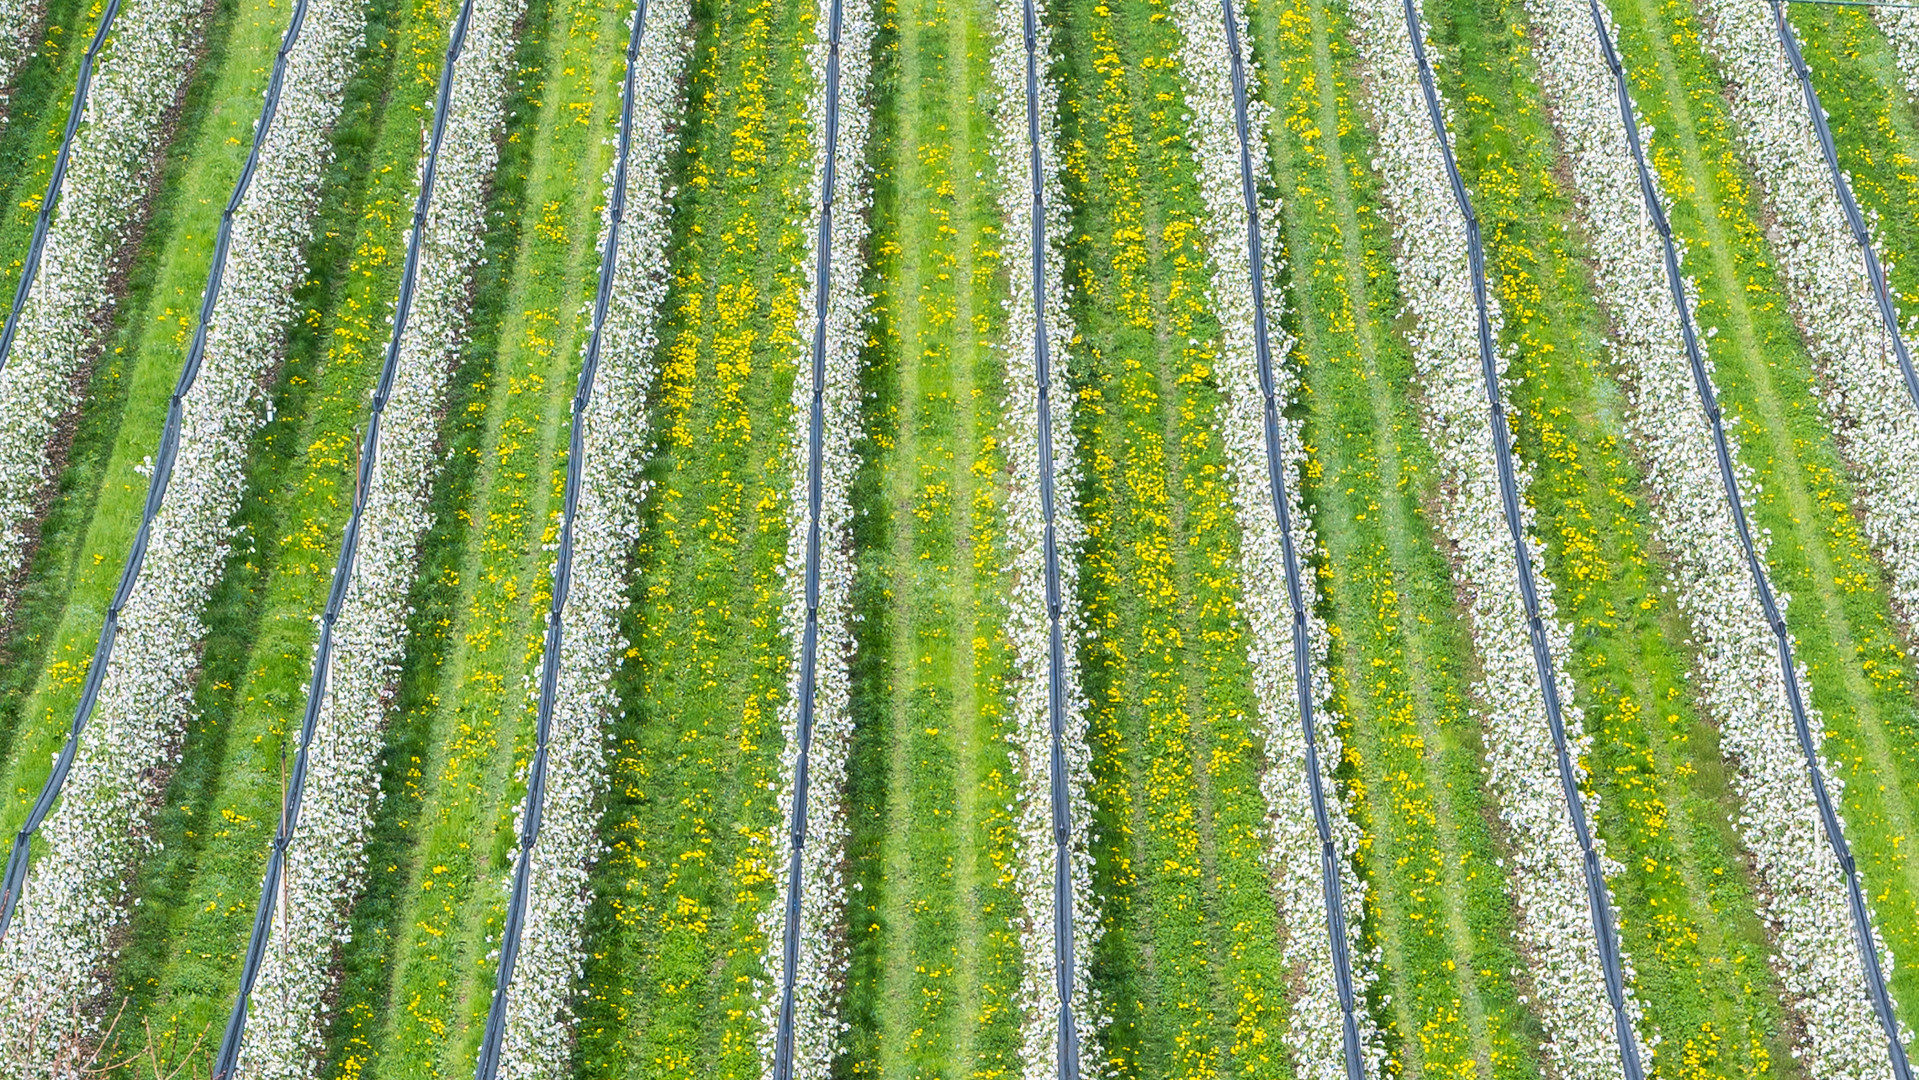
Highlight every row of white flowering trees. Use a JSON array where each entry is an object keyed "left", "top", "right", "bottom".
[
  {"left": 1344, "top": 0, "right": 1651, "bottom": 1074},
  {"left": 0, "top": 0, "right": 367, "bottom": 1069},
  {"left": 211, "top": 0, "right": 526, "bottom": 1071},
  {"left": 1522, "top": 0, "right": 1910, "bottom": 1075},
  {"left": 1687, "top": 0, "right": 1919, "bottom": 642},
  {"left": 0, "top": 0, "right": 210, "bottom": 604},
  {"left": 986, "top": 2, "right": 1103, "bottom": 1078},
  {"left": 752, "top": 0, "right": 875, "bottom": 1076},
  {"left": 1872, "top": 9, "right": 1919, "bottom": 106},
  {"left": 1165, "top": 1, "right": 1380, "bottom": 1078},
  {"left": 477, "top": 2, "right": 691, "bottom": 1077}
]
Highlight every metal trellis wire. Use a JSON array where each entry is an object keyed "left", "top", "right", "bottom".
[
  {"left": 1015, "top": 3, "right": 1082, "bottom": 1079},
  {"left": 1215, "top": 1, "right": 1365, "bottom": 1076},
  {"left": 769, "top": 1, "right": 843, "bottom": 1077},
  {"left": 0, "top": 0, "right": 304, "bottom": 943},
  {"left": 471, "top": 1, "right": 650, "bottom": 1075},
  {"left": 0, "top": 0, "right": 127, "bottom": 376},
  {"left": 207, "top": 0, "right": 478, "bottom": 1072},
  {"left": 1589, "top": 2, "right": 1913, "bottom": 1073},
  {"left": 1397, "top": 0, "right": 1645, "bottom": 1074}
]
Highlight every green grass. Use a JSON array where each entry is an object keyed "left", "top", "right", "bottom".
[
  {"left": 1055, "top": 0, "right": 1302, "bottom": 1075},
  {"left": 832, "top": 0, "right": 1019, "bottom": 1074},
  {"left": 0, "top": 0, "right": 125, "bottom": 718},
  {"left": 0, "top": 0, "right": 240, "bottom": 775},
  {"left": 100, "top": 0, "right": 429, "bottom": 1053},
  {"left": 327, "top": 0, "right": 636, "bottom": 1071},
  {"left": 0, "top": 0, "right": 92, "bottom": 222},
  {"left": 0, "top": 0, "right": 164, "bottom": 352},
  {"left": 0, "top": 0, "right": 239, "bottom": 760}
]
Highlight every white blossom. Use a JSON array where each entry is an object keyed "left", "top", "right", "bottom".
[
  {"left": 1343, "top": 0, "right": 1649, "bottom": 1073},
  {"left": 986, "top": 4, "right": 1104, "bottom": 1078},
  {"left": 0, "top": 0, "right": 41, "bottom": 115},
  {"left": 753, "top": 1, "right": 875, "bottom": 1077},
  {"left": 1522, "top": 1, "right": 1908, "bottom": 1074},
  {"left": 1871, "top": 8, "right": 1919, "bottom": 106},
  {"left": 0, "top": 0, "right": 367, "bottom": 1070},
  {"left": 488, "top": 2, "right": 690, "bottom": 1076},
  {"left": 1165, "top": 3, "right": 1381, "bottom": 1078}
]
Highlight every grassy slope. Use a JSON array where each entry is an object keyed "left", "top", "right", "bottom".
[
  {"left": 1246, "top": 0, "right": 1540, "bottom": 1073},
  {"left": 0, "top": 0, "right": 250, "bottom": 788},
  {"left": 6, "top": 0, "right": 1919, "bottom": 1073},
  {"left": 833, "top": 0, "right": 1024, "bottom": 1074},
  {"left": 1420, "top": 0, "right": 1795, "bottom": 1073},
  {"left": 64, "top": 0, "right": 625, "bottom": 1069},
  {"left": 565, "top": 0, "right": 819, "bottom": 1074},
  {"left": 1602, "top": 0, "right": 1919, "bottom": 1038},
  {"left": 0, "top": 0, "right": 122, "bottom": 751}
]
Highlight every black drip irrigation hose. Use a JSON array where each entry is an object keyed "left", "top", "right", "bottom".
[
  {"left": 1589, "top": 3, "right": 1914, "bottom": 1072},
  {"left": 0, "top": 0, "right": 126, "bottom": 376},
  {"left": 0, "top": 0, "right": 302, "bottom": 944},
  {"left": 1396, "top": 1, "right": 1644, "bottom": 1075},
  {"left": 1015, "top": 4, "right": 1081, "bottom": 1078},
  {"left": 769, "top": 0, "right": 842, "bottom": 1077},
  {"left": 470, "top": 5, "right": 649, "bottom": 1076},
  {"left": 1769, "top": 0, "right": 1919, "bottom": 410},
  {"left": 206, "top": 0, "right": 477, "bottom": 1072},
  {"left": 1214, "top": 3, "right": 1365, "bottom": 1077}
]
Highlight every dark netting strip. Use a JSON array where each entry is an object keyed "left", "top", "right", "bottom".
[
  {"left": 1398, "top": 0, "right": 1645, "bottom": 1073},
  {"left": 1014, "top": 3, "right": 1082, "bottom": 1077},
  {"left": 769, "top": 1, "right": 843, "bottom": 1077}
]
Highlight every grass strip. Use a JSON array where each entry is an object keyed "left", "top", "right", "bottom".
[
  {"left": 0, "top": 0, "right": 125, "bottom": 746},
  {"left": 1056, "top": 0, "right": 1307, "bottom": 1074},
  {"left": 834, "top": 0, "right": 1014, "bottom": 1074}
]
